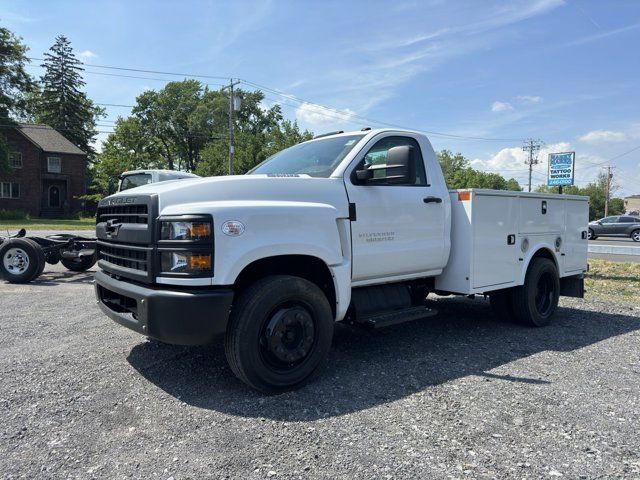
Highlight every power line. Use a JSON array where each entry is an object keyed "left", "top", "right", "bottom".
[{"left": 244, "top": 79, "right": 523, "bottom": 142}]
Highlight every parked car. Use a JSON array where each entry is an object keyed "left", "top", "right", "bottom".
[
  {"left": 588, "top": 215, "right": 640, "bottom": 241},
  {"left": 94, "top": 128, "right": 589, "bottom": 393},
  {"left": 117, "top": 169, "right": 200, "bottom": 193}
]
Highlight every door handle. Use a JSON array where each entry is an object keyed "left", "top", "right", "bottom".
[{"left": 423, "top": 196, "right": 442, "bottom": 204}]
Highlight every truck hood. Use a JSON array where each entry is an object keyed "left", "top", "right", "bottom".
[{"left": 110, "top": 174, "right": 350, "bottom": 217}]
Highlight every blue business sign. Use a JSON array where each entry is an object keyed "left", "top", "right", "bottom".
[{"left": 548, "top": 152, "right": 575, "bottom": 186}]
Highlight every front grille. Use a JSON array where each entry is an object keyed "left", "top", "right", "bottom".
[
  {"left": 98, "top": 242, "right": 150, "bottom": 272},
  {"left": 96, "top": 204, "right": 148, "bottom": 225}
]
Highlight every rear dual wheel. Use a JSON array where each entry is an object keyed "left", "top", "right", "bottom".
[
  {"left": 225, "top": 275, "right": 334, "bottom": 394},
  {"left": 490, "top": 258, "right": 559, "bottom": 327},
  {"left": 0, "top": 238, "right": 45, "bottom": 284}
]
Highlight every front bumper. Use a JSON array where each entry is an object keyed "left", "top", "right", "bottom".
[{"left": 94, "top": 270, "right": 233, "bottom": 345}]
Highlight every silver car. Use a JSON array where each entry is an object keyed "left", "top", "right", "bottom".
[{"left": 588, "top": 215, "right": 640, "bottom": 242}]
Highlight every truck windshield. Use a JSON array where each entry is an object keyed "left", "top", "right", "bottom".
[
  {"left": 119, "top": 174, "right": 152, "bottom": 191},
  {"left": 249, "top": 134, "right": 365, "bottom": 177}
]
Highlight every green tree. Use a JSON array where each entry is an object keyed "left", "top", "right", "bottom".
[
  {"left": 0, "top": 27, "right": 34, "bottom": 119},
  {"left": 31, "top": 35, "right": 104, "bottom": 155},
  {"left": 437, "top": 149, "right": 469, "bottom": 185},
  {"left": 437, "top": 150, "right": 521, "bottom": 191},
  {"left": 133, "top": 80, "right": 226, "bottom": 171}
]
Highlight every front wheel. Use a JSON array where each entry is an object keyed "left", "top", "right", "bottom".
[
  {"left": 0, "top": 238, "right": 45, "bottom": 283},
  {"left": 587, "top": 228, "right": 596, "bottom": 240},
  {"left": 512, "top": 257, "right": 560, "bottom": 327},
  {"left": 224, "top": 275, "right": 334, "bottom": 394},
  {"left": 631, "top": 229, "right": 640, "bottom": 242}
]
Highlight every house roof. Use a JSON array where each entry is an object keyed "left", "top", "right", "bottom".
[{"left": 17, "top": 124, "right": 86, "bottom": 155}]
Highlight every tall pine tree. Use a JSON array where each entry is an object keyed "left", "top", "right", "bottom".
[{"left": 34, "top": 35, "right": 103, "bottom": 155}]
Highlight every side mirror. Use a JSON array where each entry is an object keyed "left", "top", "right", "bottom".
[
  {"left": 354, "top": 146, "right": 417, "bottom": 185},
  {"left": 386, "top": 145, "right": 416, "bottom": 185}
]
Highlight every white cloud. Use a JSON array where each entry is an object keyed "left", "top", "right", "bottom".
[
  {"left": 566, "top": 22, "right": 640, "bottom": 47},
  {"left": 471, "top": 142, "right": 572, "bottom": 188},
  {"left": 516, "top": 95, "right": 543, "bottom": 104},
  {"left": 491, "top": 101, "right": 514, "bottom": 113},
  {"left": 78, "top": 50, "right": 97, "bottom": 59},
  {"left": 296, "top": 102, "right": 355, "bottom": 126},
  {"left": 578, "top": 130, "right": 627, "bottom": 143}
]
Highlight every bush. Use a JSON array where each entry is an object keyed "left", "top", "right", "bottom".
[{"left": 0, "top": 208, "right": 30, "bottom": 220}]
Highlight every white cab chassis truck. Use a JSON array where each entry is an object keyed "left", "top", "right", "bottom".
[{"left": 94, "top": 129, "right": 588, "bottom": 393}]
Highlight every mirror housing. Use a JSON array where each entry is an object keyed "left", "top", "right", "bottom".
[{"left": 355, "top": 145, "right": 417, "bottom": 185}]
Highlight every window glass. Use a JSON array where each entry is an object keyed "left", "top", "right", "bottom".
[
  {"left": 1, "top": 183, "right": 9, "bottom": 198},
  {"left": 620, "top": 216, "right": 635, "bottom": 223},
  {"left": 47, "top": 157, "right": 61, "bottom": 173},
  {"left": 9, "top": 152, "right": 22, "bottom": 168},
  {"left": 119, "top": 173, "right": 152, "bottom": 191},
  {"left": 600, "top": 216, "right": 619, "bottom": 224},
  {"left": 359, "top": 136, "right": 427, "bottom": 185},
  {"left": 250, "top": 134, "right": 365, "bottom": 177}
]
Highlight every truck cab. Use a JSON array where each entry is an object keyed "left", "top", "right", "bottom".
[{"left": 94, "top": 129, "right": 588, "bottom": 393}]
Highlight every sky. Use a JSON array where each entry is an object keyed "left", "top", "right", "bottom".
[{"left": 2, "top": 0, "right": 640, "bottom": 196}]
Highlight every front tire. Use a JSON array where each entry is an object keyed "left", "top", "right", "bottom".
[
  {"left": 224, "top": 275, "right": 334, "bottom": 394},
  {"left": 631, "top": 229, "right": 640, "bottom": 242},
  {"left": 512, "top": 257, "right": 560, "bottom": 327},
  {"left": 0, "top": 238, "right": 45, "bottom": 283},
  {"left": 587, "top": 228, "right": 596, "bottom": 240}
]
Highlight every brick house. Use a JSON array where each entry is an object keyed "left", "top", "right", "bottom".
[{"left": 0, "top": 124, "right": 88, "bottom": 218}]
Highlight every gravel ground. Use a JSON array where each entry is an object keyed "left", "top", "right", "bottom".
[{"left": 1, "top": 260, "right": 639, "bottom": 479}]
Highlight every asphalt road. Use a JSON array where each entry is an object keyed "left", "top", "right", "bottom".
[
  {"left": 1, "top": 262, "right": 639, "bottom": 478},
  {"left": 589, "top": 236, "right": 637, "bottom": 245}
]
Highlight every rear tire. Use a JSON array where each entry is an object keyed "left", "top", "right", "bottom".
[
  {"left": 0, "top": 238, "right": 45, "bottom": 283},
  {"left": 224, "top": 275, "right": 334, "bottom": 394},
  {"left": 512, "top": 257, "right": 559, "bottom": 327},
  {"left": 631, "top": 229, "right": 640, "bottom": 242},
  {"left": 61, "top": 254, "right": 97, "bottom": 272}
]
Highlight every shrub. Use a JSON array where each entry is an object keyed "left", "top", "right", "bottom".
[{"left": 0, "top": 208, "right": 30, "bottom": 220}]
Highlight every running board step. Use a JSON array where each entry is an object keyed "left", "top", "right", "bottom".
[{"left": 356, "top": 306, "right": 437, "bottom": 329}]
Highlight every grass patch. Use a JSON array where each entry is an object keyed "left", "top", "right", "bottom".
[
  {"left": 0, "top": 217, "right": 96, "bottom": 231},
  {"left": 585, "top": 259, "right": 640, "bottom": 305}
]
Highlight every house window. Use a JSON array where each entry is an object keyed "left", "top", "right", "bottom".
[
  {"left": 9, "top": 152, "right": 22, "bottom": 168},
  {"left": 1, "top": 182, "right": 20, "bottom": 199},
  {"left": 47, "top": 156, "right": 61, "bottom": 173}
]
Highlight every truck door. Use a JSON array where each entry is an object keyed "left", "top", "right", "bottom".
[{"left": 344, "top": 134, "right": 446, "bottom": 283}]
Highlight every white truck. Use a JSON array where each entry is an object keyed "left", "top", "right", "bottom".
[{"left": 94, "top": 129, "right": 589, "bottom": 393}]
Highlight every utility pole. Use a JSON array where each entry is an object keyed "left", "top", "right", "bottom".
[
  {"left": 221, "top": 79, "right": 241, "bottom": 175},
  {"left": 522, "top": 138, "right": 542, "bottom": 192},
  {"left": 602, "top": 166, "right": 614, "bottom": 217}
]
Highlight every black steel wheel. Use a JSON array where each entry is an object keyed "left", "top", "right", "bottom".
[
  {"left": 225, "top": 275, "right": 334, "bottom": 394},
  {"left": 512, "top": 257, "right": 560, "bottom": 327}
]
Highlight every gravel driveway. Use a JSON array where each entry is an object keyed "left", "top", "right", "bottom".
[{"left": 1, "top": 262, "right": 639, "bottom": 479}]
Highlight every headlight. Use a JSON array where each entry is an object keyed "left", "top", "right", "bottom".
[
  {"left": 160, "top": 220, "right": 211, "bottom": 241},
  {"left": 160, "top": 251, "right": 212, "bottom": 274}
]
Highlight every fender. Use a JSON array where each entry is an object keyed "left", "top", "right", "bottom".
[{"left": 518, "top": 240, "right": 560, "bottom": 285}]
